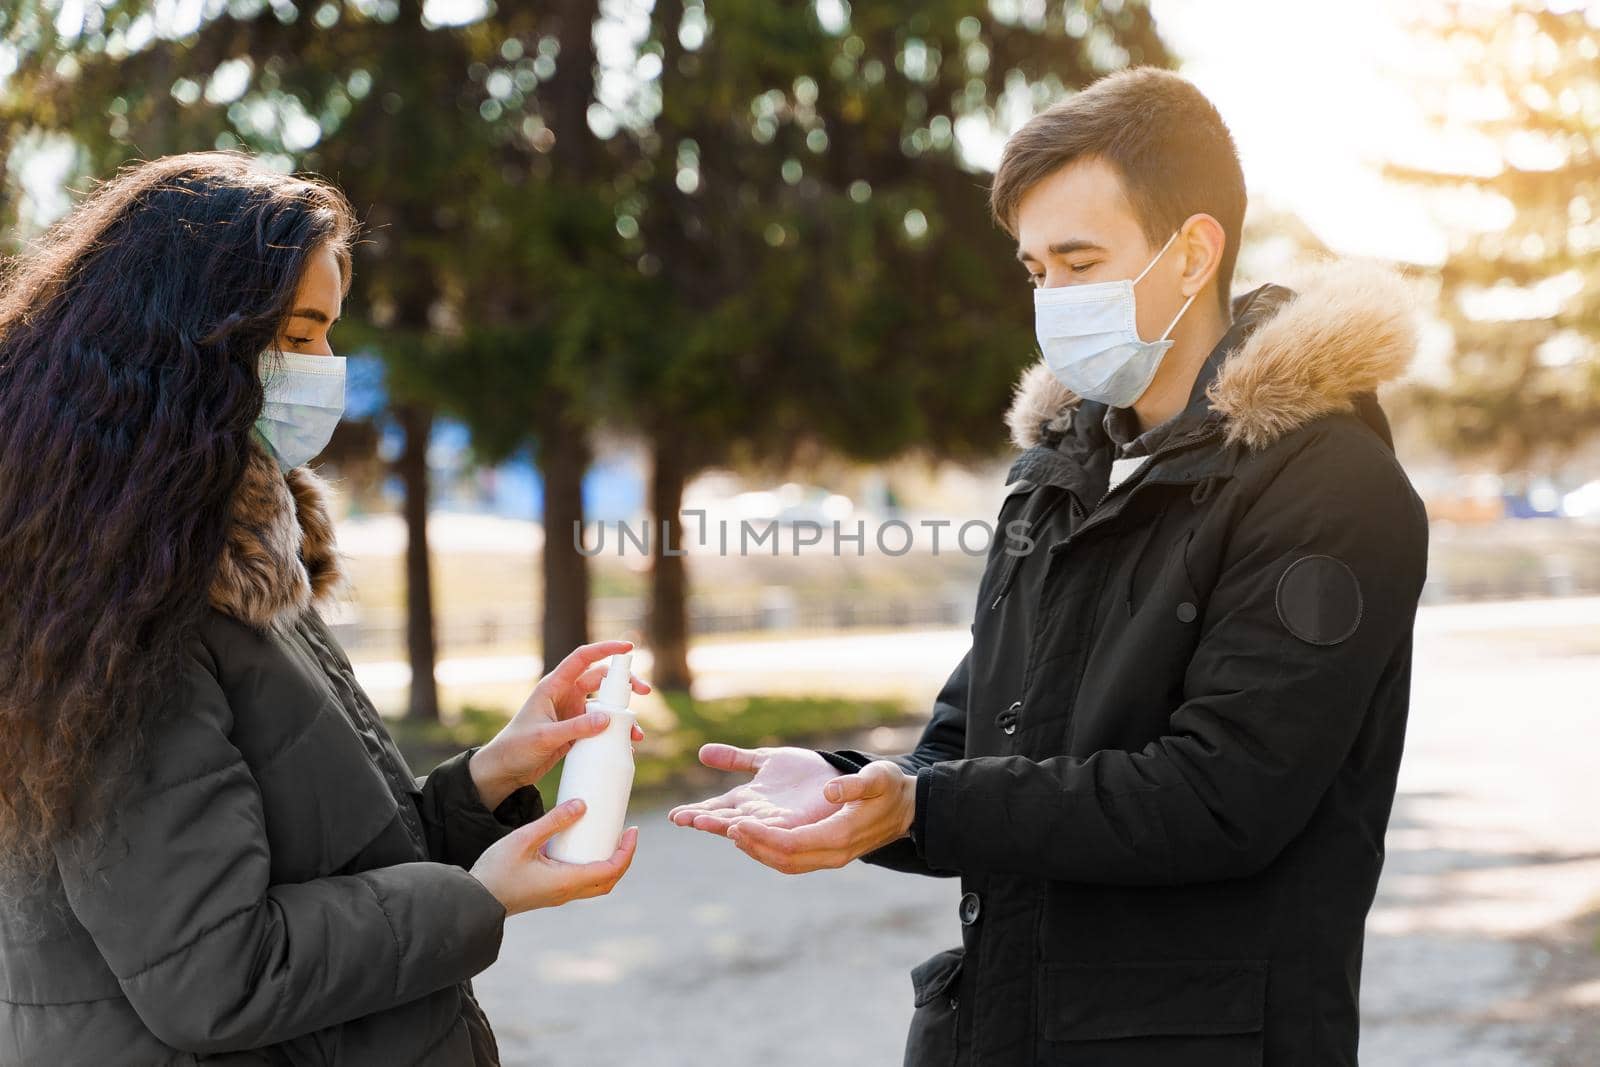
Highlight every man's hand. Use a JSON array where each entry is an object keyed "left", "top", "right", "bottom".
[
  {"left": 726, "top": 760, "right": 917, "bottom": 875},
  {"left": 667, "top": 745, "right": 842, "bottom": 836},
  {"left": 470, "top": 639, "right": 650, "bottom": 810},
  {"left": 669, "top": 746, "right": 918, "bottom": 875}
]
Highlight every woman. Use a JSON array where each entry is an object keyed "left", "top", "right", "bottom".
[{"left": 0, "top": 151, "right": 645, "bottom": 1064}]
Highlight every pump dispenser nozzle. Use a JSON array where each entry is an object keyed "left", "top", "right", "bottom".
[{"left": 596, "top": 652, "right": 633, "bottom": 709}]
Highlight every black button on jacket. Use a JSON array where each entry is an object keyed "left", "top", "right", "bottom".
[{"left": 823, "top": 262, "right": 1431, "bottom": 1066}]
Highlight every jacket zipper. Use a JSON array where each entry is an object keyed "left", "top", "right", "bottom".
[
  {"left": 990, "top": 491, "right": 1072, "bottom": 610},
  {"left": 992, "top": 425, "right": 1225, "bottom": 748},
  {"left": 989, "top": 424, "right": 1222, "bottom": 610},
  {"left": 1054, "top": 424, "right": 1224, "bottom": 552},
  {"left": 299, "top": 617, "right": 427, "bottom": 825}
]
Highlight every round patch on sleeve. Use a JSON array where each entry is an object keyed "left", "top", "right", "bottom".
[{"left": 1275, "top": 554, "right": 1363, "bottom": 646}]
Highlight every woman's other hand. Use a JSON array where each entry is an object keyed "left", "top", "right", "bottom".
[
  {"left": 469, "top": 639, "right": 650, "bottom": 810},
  {"left": 471, "top": 799, "right": 639, "bottom": 915}
]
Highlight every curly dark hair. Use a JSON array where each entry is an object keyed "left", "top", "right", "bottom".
[{"left": 0, "top": 150, "right": 357, "bottom": 883}]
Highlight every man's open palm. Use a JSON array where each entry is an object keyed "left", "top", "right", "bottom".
[{"left": 667, "top": 745, "right": 841, "bottom": 836}]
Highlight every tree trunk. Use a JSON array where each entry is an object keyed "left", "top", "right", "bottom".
[
  {"left": 647, "top": 438, "right": 693, "bottom": 692},
  {"left": 528, "top": 0, "right": 600, "bottom": 672},
  {"left": 538, "top": 404, "right": 591, "bottom": 668},
  {"left": 395, "top": 402, "right": 440, "bottom": 722}
]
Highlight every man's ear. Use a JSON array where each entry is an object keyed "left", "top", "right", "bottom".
[{"left": 1177, "top": 213, "right": 1227, "bottom": 299}]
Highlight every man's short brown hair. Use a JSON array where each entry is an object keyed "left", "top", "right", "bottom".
[{"left": 990, "top": 67, "right": 1246, "bottom": 311}]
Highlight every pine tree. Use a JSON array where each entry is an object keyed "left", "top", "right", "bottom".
[{"left": 1391, "top": 2, "right": 1600, "bottom": 466}]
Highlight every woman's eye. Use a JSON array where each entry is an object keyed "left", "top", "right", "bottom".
[{"left": 287, "top": 336, "right": 314, "bottom": 346}]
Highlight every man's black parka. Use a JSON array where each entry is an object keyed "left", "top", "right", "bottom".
[{"left": 824, "top": 261, "right": 1430, "bottom": 1066}]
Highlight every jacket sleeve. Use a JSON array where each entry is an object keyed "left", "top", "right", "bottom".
[
  {"left": 913, "top": 427, "right": 1429, "bottom": 885},
  {"left": 412, "top": 747, "right": 544, "bottom": 870},
  {"left": 816, "top": 649, "right": 970, "bottom": 877},
  {"left": 54, "top": 641, "right": 509, "bottom": 1056}
]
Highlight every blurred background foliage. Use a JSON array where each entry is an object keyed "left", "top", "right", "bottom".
[
  {"left": 1, "top": 0, "right": 1597, "bottom": 727},
  {"left": 0, "top": 0, "right": 1169, "bottom": 710},
  {"left": 1389, "top": 1, "right": 1600, "bottom": 465}
]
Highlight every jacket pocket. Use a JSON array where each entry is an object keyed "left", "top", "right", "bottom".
[
  {"left": 1041, "top": 959, "right": 1267, "bottom": 1066},
  {"left": 903, "top": 947, "right": 964, "bottom": 1067}
]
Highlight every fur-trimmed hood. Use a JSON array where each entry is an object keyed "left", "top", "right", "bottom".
[
  {"left": 208, "top": 442, "right": 348, "bottom": 631},
  {"left": 1005, "top": 259, "right": 1418, "bottom": 453}
]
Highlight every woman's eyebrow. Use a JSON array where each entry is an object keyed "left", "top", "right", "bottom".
[{"left": 289, "top": 308, "right": 341, "bottom": 324}]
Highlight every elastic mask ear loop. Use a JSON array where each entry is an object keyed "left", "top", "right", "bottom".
[
  {"left": 1132, "top": 230, "right": 1182, "bottom": 287},
  {"left": 1157, "top": 290, "right": 1198, "bottom": 343},
  {"left": 1133, "top": 231, "right": 1198, "bottom": 343}
]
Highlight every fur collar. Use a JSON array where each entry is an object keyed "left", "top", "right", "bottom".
[
  {"left": 208, "top": 442, "right": 348, "bottom": 631},
  {"left": 1005, "top": 259, "right": 1418, "bottom": 452}
]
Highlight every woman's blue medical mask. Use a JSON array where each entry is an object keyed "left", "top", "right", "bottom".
[
  {"left": 1032, "top": 231, "right": 1197, "bottom": 408},
  {"left": 253, "top": 351, "right": 346, "bottom": 472}
]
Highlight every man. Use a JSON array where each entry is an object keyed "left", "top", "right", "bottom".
[{"left": 670, "top": 67, "right": 1428, "bottom": 1066}]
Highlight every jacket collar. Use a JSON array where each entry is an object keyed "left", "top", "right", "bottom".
[
  {"left": 1100, "top": 282, "right": 1295, "bottom": 455},
  {"left": 1004, "top": 258, "right": 1418, "bottom": 459},
  {"left": 208, "top": 441, "right": 347, "bottom": 632}
]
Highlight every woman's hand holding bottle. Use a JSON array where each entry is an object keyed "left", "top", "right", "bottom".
[
  {"left": 471, "top": 799, "right": 639, "bottom": 914},
  {"left": 465, "top": 638, "right": 648, "bottom": 914},
  {"left": 468, "top": 639, "right": 650, "bottom": 811}
]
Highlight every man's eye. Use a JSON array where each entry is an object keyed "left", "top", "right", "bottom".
[
  {"left": 1070, "top": 262, "right": 1096, "bottom": 274},
  {"left": 1028, "top": 274, "right": 1044, "bottom": 288}
]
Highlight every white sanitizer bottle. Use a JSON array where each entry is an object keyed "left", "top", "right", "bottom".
[{"left": 547, "top": 652, "right": 637, "bottom": 864}]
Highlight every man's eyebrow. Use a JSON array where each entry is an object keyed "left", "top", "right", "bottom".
[
  {"left": 289, "top": 308, "right": 341, "bottom": 324},
  {"left": 1015, "top": 239, "right": 1108, "bottom": 263}
]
